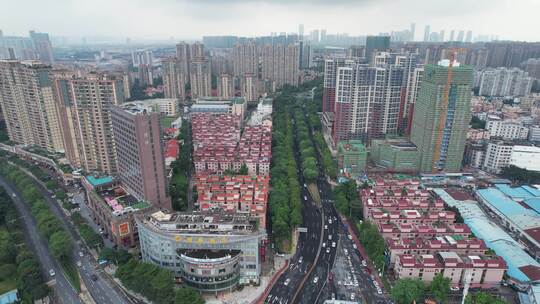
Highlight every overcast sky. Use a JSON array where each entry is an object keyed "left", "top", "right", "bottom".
[{"left": 1, "top": 0, "right": 539, "bottom": 42}]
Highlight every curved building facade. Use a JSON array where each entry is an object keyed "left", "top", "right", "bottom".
[{"left": 136, "top": 210, "right": 266, "bottom": 292}]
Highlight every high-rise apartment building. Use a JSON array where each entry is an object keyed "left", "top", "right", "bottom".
[
  {"left": 365, "top": 36, "right": 390, "bottom": 63},
  {"left": 478, "top": 67, "right": 533, "bottom": 97},
  {"left": 233, "top": 41, "right": 257, "bottom": 77},
  {"left": 111, "top": 104, "right": 171, "bottom": 209},
  {"left": 410, "top": 60, "right": 473, "bottom": 172},
  {"left": 132, "top": 49, "right": 153, "bottom": 66},
  {"left": 190, "top": 42, "right": 204, "bottom": 59},
  {"left": 54, "top": 72, "right": 124, "bottom": 174},
  {"left": 218, "top": 73, "right": 234, "bottom": 99},
  {"left": 322, "top": 58, "right": 358, "bottom": 113},
  {"left": 261, "top": 43, "right": 299, "bottom": 88},
  {"left": 241, "top": 73, "right": 258, "bottom": 102},
  {"left": 299, "top": 41, "right": 312, "bottom": 69},
  {"left": 333, "top": 63, "right": 404, "bottom": 144},
  {"left": 29, "top": 31, "right": 54, "bottom": 64},
  {"left": 0, "top": 60, "right": 63, "bottom": 152},
  {"left": 162, "top": 57, "right": 186, "bottom": 100},
  {"left": 190, "top": 59, "right": 211, "bottom": 98},
  {"left": 524, "top": 58, "right": 540, "bottom": 79},
  {"left": 175, "top": 42, "right": 191, "bottom": 82},
  {"left": 449, "top": 30, "right": 455, "bottom": 42}
]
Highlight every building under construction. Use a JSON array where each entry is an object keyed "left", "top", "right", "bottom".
[{"left": 410, "top": 59, "right": 473, "bottom": 172}]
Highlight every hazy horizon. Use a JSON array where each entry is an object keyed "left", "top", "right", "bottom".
[{"left": 2, "top": 0, "right": 540, "bottom": 42}]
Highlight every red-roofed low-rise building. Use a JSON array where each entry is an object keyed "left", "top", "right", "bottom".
[
  {"left": 195, "top": 174, "right": 269, "bottom": 228},
  {"left": 164, "top": 139, "right": 180, "bottom": 168},
  {"left": 395, "top": 252, "right": 506, "bottom": 288}
]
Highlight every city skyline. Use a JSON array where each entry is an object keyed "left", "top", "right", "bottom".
[{"left": 1, "top": 0, "right": 540, "bottom": 42}]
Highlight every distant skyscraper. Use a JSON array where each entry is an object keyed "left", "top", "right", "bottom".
[
  {"left": 298, "top": 24, "right": 304, "bottom": 39},
  {"left": 137, "top": 64, "right": 153, "bottom": 87},
  {"left": 320, "top": 29, "right": 327, "bottom": 43},
  {"left": 410, "top": 60, "right": 473, "bottom": 172},
  {"left": 410, "top": 23, "right": 416, "bottom": 41},
  {"left": 176, "top": 42, "right": 190, "bottom": 80},
  {"left": 218, "top": 73, "right": 234, "bottom": 99},
  {"left": 332, "top": 62, "right": 405, "bottom": 144},
  {"left": 111, "top": 104, "right": 171, "bottom": 209},
  {"left": 457, "top": 30, "right": 465, "bottom": 42},
  {"left": 310, "top": 30, "right": 320, "bottom": 43},
  {"left": 29, "top": 31, "right": 54, "bottom": 64},
  {"left": 162, "top": 57, "right": 185, "bottom": 100},
  {"left": 449, "top": 30, "right": 455, "bottom": 41},
  {"left": 54, "top": 72, "right": 125, "bottom": 174},
  {"left": 365, "top": 36, "right": 390, "bottom": 63},
  {"left": 0, "top": 60, "right": 63, "bottom": 152},
  {"left": 439, "top": 30, "right": 445, "bottom": 42},
  {"left": 190, "top": 59, "right": 211, "bottom": 98},
  {"left": 423, "top": 25, "right": 431, "bottom": 42},
  {"left": 465, "top": 30, "right": 472, "bottom": 43},
  {"left": 190, "top": 42, "right": 204, "bottom": 59}
]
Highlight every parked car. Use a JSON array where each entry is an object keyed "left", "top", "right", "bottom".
[
  {"left": 49, "top": 269, "right": 55, "bottom": 277},
  {"left": 284, "top": 278, "right": 290, "bottom": 286}
]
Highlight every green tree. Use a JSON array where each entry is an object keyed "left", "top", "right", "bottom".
[
  {"left": 464, "top": 291, "right": 508, "bottom": 304},
  {"left": 174, "top": 287, "right": 204, "bottom": 304},
  {"left": 429, "top": 273, "right": 450, "bottom": 303},
  {"left": 49, "top": 231, "right": 73, "bottom": 261},
  {"left": 239, "top": 163, "right": 249, "bottom": 175},
  {"left": 391, "top": 278, "right": 426, "bottom": 304}
]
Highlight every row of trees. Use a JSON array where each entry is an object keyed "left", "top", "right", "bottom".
[
  {"left": 301, "top": 93, "right": 338, "bottom": 180},
  {"left": 356, "top": 220, "right": 386, "bottom": 271},
  {"left": 170, "top": 119, "right": 192, "bottom": 211},
  {"left": 334, "top": 180, "right": 362, "bottom": 219},
  {"left": 500, "top": 165, "right": 540, "bottom": 184},
  {"left": 0, "top": 187, "right": 50, "bottom": 302},
  {"left": 0, "top": 160, "right": 77, "bottom": 287},
  {"left": 293, "top": 107, "right": 319, "bottom": 182},
  {"left": 269, "top": 88, "right": 303, "bottom": 252},
  {"left": 116, "top": 258, "right": 204, "bottom": 304}
]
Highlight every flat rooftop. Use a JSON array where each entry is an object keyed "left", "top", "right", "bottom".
[{"left": 86, "top": 175, "right": 114, "bottom": 187}]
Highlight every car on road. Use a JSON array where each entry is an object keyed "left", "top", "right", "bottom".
[
  {"left": 328, "top": 219, "right": 333, "bottom": 224},
  {"left": 353, "top": 243, "right": 357, "bottom": 249},
  {"left": 284, "top": 278, "right": 290, "bottom": 286},
  {"left": 304, "top": 183, "right": 307, "bottom": 188},
  {"left": 328, "top": 234, "right": 332, "bottom": 240},
  {"left": 313, "top": 276, "right": 319, "bottom": 284},
  {"left": 11, "top": 193, "right": 16, "bottom": 198},
  {"left": 362, "top": 260, "right": 367, "bottom": 267},
  {"left": 326, "top": 247, "right": 330, "bottom": 253},
  {"left": 331, "top": 242, "right": 336, "bottom": 248},
  {"left": 49, "top": 269, "right": 55, "bottom": 277},
  {"left": 304, "top": 196, "right": 307, "bottom": 201},
  {"left": 350, "top": 293, "right": 356, "bottom": 300},
  {"left": 377, "top": 288, "right": 383, "bottom": 295},
  {"left": 79, "top": 251, "right": 84, "bottom": 257},
  {"left": 90, "top": 274, "right": 98, "bottom": 281},
  {"left": 348, "top": 234, "right": 352, "bottom": 240},
  {"left": 77, "top": 261, "right": 82, "bottom": 267},
  {"left": 450, "top": 286, "right": 460, "bottom": 291},
  {"left": 344, "top": 249, "right": 348, "bottom": 255},
  {"left": 322, "top": 242, "right": 326, "bottom": 248},
  {"left": 324, "top": 225, "right": 328, "bottom": 230},
  {"left": 298, "top": 256, "right": 303, "bottom": 263}
]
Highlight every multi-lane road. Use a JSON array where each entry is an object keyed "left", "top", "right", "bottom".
[
  {"left": 1, "top": 164, "right": 135, "bottom": 304},
  {"left": 0, "top": 176, "right": 82, "bottom": 304},
  {"left": 265, "top": 94, "right": 390, "bottom": 304}
]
